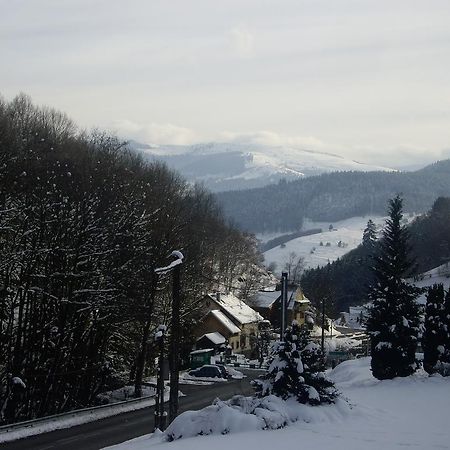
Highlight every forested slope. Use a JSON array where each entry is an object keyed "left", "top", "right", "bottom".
[
  {"left": 0, "top": 95, "right": 262, "bottom": 423},
  {"left": 217, "top": 161, "right": 450, "bottom": 233}
]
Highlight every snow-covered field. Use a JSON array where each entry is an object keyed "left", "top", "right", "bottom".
[
  {"left": 407, "top": 262, "right": 450, "bottom": 304},
  {"left": 263, "top": 216, "right": 387, "bottom": 271},
  {"left": 106, "top": 357, "right": 450, "bottom": 450}
]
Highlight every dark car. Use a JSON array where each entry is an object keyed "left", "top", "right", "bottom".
[
  {"left": 188, "top": 364, "right": 224, "bottom": 378},
  {"left": 215, "top": 364, "right": 230, "bottom": 379}
]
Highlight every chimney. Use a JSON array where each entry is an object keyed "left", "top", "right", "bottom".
[{"left": 216, "top": 292, "right": 221, "bottom": 302}]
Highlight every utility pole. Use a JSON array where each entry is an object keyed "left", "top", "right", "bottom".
[
  {"left": 155, "top": 250, "right": 184, "bottom": 426},
  {"left": 321, "top": 297, "right": 326, "bottom": 354},
  {"left": 281, "top": 272, "right": 288, "bottom": 340},
  {"left": 168, "top": 262, "right": 181, "bottom": 423}
]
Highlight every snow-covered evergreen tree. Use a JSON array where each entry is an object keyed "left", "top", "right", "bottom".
[
  {"left": 423, "top": 284, "right": 447, "bottom": 375},
  {"left": 363, "top": 219, "right": 377, "bottom": 249},
  {"left": 253, "top": 321, "right": 337, "bottom": 405},
  {"left": 366, "top": 196, "right": 421, "bottom": 380}
]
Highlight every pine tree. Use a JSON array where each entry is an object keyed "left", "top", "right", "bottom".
[
  {"left": 253, "top": 322, "right": 337, "bottom": 405},
  {"left": 362, "top": 219, "right": 377, "bottom": 249},
  {"left": 366, "top": 196, "right": 421, "bottom": 380},
  {"left": 423, "top": 284, "right": 447, "bottom": 374}
]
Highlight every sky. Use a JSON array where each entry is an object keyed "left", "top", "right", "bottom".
[{"left": 2, "top": 0, "right": 450, "bottom": 167}]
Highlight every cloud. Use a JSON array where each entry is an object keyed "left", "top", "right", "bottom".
[
  {"left": 229, "top": 26, "right": 255, "bottom": 57},
  {"left": 219, "top": 130, "right": 328, "bottom": 150},
  {"left": 112, "top": 119, "right": 197, "bottom": 145}
]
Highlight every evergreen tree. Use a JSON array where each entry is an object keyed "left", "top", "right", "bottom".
[
  {"left": 362, "top": 219, "right": 377, "bottom": 249},
  {"left": 366, "top": 196, "right": 421, "bottom": 380},
  {"left": 253, "top": 322, "right": 337, "bottom": 405},
  {"left": 423, "top": 284, "right": 447, "bottom": 374}
]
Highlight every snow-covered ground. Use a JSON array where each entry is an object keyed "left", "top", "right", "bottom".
[
  {"left": 263, "top": 216, "right": 387, "bottom": 271},
  {"left": 106, "top": 357, "right": 450, "bottom": 450},
  {"left": 407, "top": 262, "right": 450, "bottom": 305},
  {"left": 97, "top": 385, "right": 156, "bottom": 403}
]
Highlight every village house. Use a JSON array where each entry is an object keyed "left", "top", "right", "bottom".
[
  {"left": 195, "top": 292, "right": 264, "bottom": 357},
  {"left": 253, "top": 287, "right": 313, "bottom": 330}
]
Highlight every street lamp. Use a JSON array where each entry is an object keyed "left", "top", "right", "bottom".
[
  {"left": 155, "top": 250, "right": 184, "bottom": 425},
  {"left": 154, "top": 324, "right": 167, "bottom": 431}
]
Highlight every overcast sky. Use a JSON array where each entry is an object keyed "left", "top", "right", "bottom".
[{"left": 2, "top": 0, "right": 450, "bottom": 167}]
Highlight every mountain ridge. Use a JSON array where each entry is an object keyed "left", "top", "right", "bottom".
[{"left": 128, "top": 140, "right": 394, "bottom": 192}]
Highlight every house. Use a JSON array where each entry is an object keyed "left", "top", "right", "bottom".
[
  {"left": 195, "top": 332, "right": 227, "bottom": 352},
  {"left": 253, "top": 287, "right": 313, "bottom": 330},
  {"left": 195, "top": 292, "right": 264, "bottom": 357}
]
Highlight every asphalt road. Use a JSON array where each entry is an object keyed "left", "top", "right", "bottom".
[{"left": 2, "top": 369, "right": 263, "bottom": 450}]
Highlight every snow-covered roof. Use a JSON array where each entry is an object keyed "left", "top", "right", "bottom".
[
  {"left": 296, "top": 299, "right": 311, "bottom": 304},
  {"left": 253, "top": 289, "right": 302, "bottom": 310},
  {"left": 209, "top": 293, "right": 264, "bottom": 325},
  {"left": 253, "top": 290, "right": 281, "bottom": 308},
  {"left": 210, "top": 310, "right": 241, "bottom": 334},
  {"left": 198, "top": 332, "right": 226, "bottom": 345},
  {"left": 190, "top": 348, "right": 214, "bottom": 355}
]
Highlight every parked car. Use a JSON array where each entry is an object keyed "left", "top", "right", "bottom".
[
  {"left": 215, "top": 364, "right": 230, "bottom": 379},
  {"left": 188, "top": 364, "right": 224, "bottom": 379}
]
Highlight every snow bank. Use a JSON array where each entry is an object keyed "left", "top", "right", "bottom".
[
  {"left": 226, "top": 367, "right": 246, "bottom": 380},
  {"left": 179, "top": 373, "right": 227, "bottom": 384},
  {"left": 162, "top": 394, "right": 351, "bottom": 442},
  {"left": 165, "top": 399, "right": 264, "bottom": 440},
  {"left": 329, "top": 357, "right": 379, "bottom": 388}
]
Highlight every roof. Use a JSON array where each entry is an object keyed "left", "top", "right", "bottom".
[
  {"left": 253, "top": 290, "right": 281, "bottom": 308},
  {"left": 296, "top": 299, "right": 311, "bottom": 304},
  {"left": 197, "top": 332, "right": 226, "bottom": 345},
  {"left": 190, "top": 348, "right": 214, "bottom": 355},
  {"left": 252, "top": 288, "right": 310, "bottom": 310},
  {"left": 209, "top": 310, "right": 241, "bottom": 334},
  {"left": 209, "top": 293, "right": 264, "bottom": 324}
]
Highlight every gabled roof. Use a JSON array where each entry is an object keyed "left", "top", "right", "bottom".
[
  {"left": 209, "top": 309, "right": 241, "bottom": 334},
  {"left": 253, "top": 288, "right": 311, "bottom": 310},
  {"left": 197, "top": 332, "right": 226, "bottom": 345},
  {"left": 208, "top": 293, "right": 264, "bottom": 325},
  {"left": 253, "top": 290, "right": 281, "bottom": 308}
]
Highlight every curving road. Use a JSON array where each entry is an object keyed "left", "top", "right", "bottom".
[{"left": 2, "top": 369, "right": 262, "bottom": 450}]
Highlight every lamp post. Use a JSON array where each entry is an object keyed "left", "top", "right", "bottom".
[
  {"left": 154, "top": 324, "right": 167, "bottom": 431},
  {"left": 155, "top": 250, "right": 184, "bottom": 425}
]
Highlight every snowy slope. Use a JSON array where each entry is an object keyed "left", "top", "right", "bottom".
[
  {"left": 106, "top": 357, "right": 450, "bottom": 450},
  {"left": 263, "top": 216, "right": 387, "bottom": 271},
  {"left": 134, "top": 142, "right": 394, "bottom": 191},
  {"left": 406, "top": 262, "right": 450, "bottom": 304}
]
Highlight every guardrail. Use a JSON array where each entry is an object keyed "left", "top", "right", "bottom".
[{"left": 0, "top": 393, "right": 157, "bottom": 442}]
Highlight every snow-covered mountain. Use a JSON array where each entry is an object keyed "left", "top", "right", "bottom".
[{"left": 130, "top": 141, "right": 394, "bottom": 192}]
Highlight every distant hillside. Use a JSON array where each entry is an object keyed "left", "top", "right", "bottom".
[
  {"left": 216, "top": 160, "right": 450, "bottom": 233},
  {"left": 300, "top": 197, "right": 450, "bottom": 315},
  {"left": 129, "top": 141, "right": 393, "bottom": 192}
]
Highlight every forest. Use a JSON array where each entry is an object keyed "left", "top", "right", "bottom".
[
  {"left": 0, "top": 95, "right": 262, "bottom": 424},
  {"left": 217, "top": 160, "right": 450, "bottom": 233}
]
